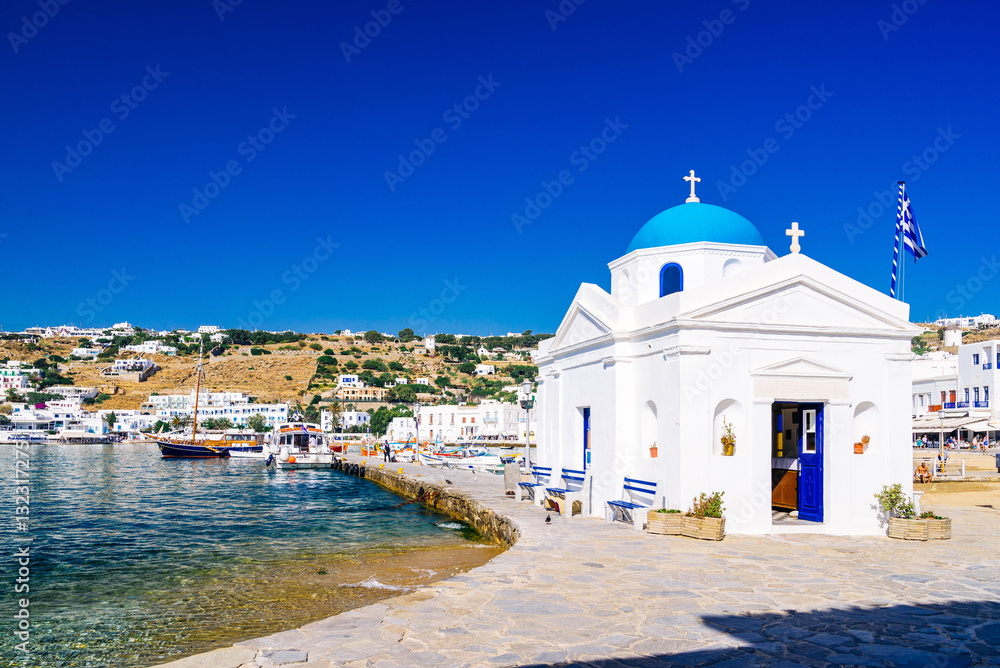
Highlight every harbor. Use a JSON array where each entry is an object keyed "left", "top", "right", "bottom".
[{"left": 158, "top": 450, "right": 1000, "bottom": 667}]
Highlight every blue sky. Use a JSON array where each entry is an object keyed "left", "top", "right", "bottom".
[{"left": 2, "top": 0, "right": 996, "bottom": 335}]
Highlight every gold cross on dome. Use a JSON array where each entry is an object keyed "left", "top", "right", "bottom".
[{"left": 683, "top": 170, "right": 700, "bottom": 203}]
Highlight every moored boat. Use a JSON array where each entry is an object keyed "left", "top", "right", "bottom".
[
  {"left": 265, "top": 422, "right": 339, "bottom": 469},
  {"left": 417, "top": 447, "right": 504, "bottom": 472}
]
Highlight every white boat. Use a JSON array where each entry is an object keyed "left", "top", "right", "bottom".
[
  {"left": 417, "top": 447, "right": 504, "bottom": 472},
  {"left": 265, "top": 422, "right": 339, "bottom": 469},
  {"left": 0, "top": 430, "right": 48, "bottom": 444}
]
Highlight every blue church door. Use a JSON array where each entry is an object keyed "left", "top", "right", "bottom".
[{"left": 797, "top": 404, "right": 824, "bottom": 522}]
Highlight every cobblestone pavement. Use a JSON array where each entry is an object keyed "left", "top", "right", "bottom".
[{"left": 158, "top": 454, "right": 1000, "bottom": 667}]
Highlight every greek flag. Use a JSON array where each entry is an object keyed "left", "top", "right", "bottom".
[{"left": 898, "top": 183, "right": 928, "bottom": 260}]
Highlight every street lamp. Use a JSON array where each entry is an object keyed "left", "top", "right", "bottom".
[
  {"left": 413, "top": 401, "right": 421, "bottom": 446},
  {"left": 938, "top": 409, "right": 946, "bottom": 459},
  {"left": 520, "top": 378, "right": 534, "bottom": 470}
]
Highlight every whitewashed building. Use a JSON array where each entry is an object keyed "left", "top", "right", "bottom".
[
  {"left": 533, "top": 176, "right": 919, "bottom": 536},
  {"left": 124, "top": 341, "right": 177, "bottom": 355},
  {"left": 145, "top": 390, "right": 287, "bottom": 428},
  {"left": 0, "top": 362, "right": 38, "bottom": 392}
]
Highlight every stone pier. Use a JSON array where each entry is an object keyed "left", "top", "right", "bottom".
[{"left": 156, "top": 453, "right": 1000, "bottom": 667}]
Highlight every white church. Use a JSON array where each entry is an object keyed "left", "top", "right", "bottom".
[{"left": 532, "top": 171, "right": 919, "bottom": 535}]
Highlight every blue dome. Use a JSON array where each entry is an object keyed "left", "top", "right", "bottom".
[{"left": 626, "top": 202, "right": 764, "bottom": 252}]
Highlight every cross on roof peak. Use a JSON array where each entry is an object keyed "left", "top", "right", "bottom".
[
  {"left": 683, "top": 170, "right": 700, "bottom": 203},
  {"left": 786, "top": 222, "right": 804, "bottom": 254}
]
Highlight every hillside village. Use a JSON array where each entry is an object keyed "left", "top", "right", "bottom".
[{"left": 0, "top": 322, "right": 551, "bottom": 441}]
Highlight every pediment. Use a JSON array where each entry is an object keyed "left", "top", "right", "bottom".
[
  {"left": 750, "top": 356, "right": 852, "bottom": 379},
  {"left": 683, "top": 279, "right": 910, "bottom": 333},
  {"left": 549, "top": 303, "right": 613, "bottom": 352}
]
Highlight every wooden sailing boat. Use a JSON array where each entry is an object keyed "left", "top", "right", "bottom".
[{"left": 153, "top": 341, "right": 230, "bottom": 458}]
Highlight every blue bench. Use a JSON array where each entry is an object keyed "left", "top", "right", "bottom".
[
  {"left": 545, "top": 468, "right": 591, "bottom": 518},
  {"left": 516, "top": 465, "right": 555, "bottom": 505},
  {"left": 606, "top": 476, "right": 662, "bottom": 530}
]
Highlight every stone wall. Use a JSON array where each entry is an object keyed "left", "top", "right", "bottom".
[{"left": 341, "top": 460, "right": 520, "bottom": 548}]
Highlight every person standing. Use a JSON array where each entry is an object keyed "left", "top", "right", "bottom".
[{"left": 383, "top": 439, "right": 390, "bottom": 462}]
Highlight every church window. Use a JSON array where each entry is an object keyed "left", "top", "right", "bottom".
[{"left": 659, "top": 263, "right": 683, "bottom": 297}]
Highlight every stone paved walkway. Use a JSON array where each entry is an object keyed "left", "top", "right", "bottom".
[{"left": 158, "top": 454, "right": 1000, "bottom": 667}]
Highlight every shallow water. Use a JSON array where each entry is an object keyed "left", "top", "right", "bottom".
[{"left": 0, "top": 443, "right": 492, "bottom": 667}]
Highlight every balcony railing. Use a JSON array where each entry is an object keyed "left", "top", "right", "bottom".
[
  {"left": 956, "top": 401, "right": 970, "bottom": 408},
  {"left": 983, "top": 363, "right": 993, "bottom": 370},
  {"left": 942, "top": 402, "right": 956, "bottom": 409},
  {"left": 974, "top": 401, "right": 989, "bottom": 408}
]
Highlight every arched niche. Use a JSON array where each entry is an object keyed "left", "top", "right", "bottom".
[
  {"left": 713, "top": 398, "right": 743, "bottom": 456},
  {"left": 642, "top": 400, "right": 657, "bottom": 456},
  {"left": 853, "top": 401, "right": 880, "bottom": 453},
  {"left": 723, "top": 258, "right": 743, "bottom": 278}
]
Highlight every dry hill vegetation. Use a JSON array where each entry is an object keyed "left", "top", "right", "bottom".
[{"left": 0, "top": 330, "right": 548, "bottom": 413}]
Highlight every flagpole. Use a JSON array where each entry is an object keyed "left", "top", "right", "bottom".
[{"left": 890, "top": 181, "right": 904, "bottom": 300}]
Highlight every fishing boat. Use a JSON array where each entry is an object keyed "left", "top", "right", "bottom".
[
  {"left": 221, "top": 430, "right": 268, "bottom": 458},
  {"left": 265, "top": 422, "right": 340, "bottom": 469},
  {"left": 417, "top": 447, "right": 504, "bottom": 472},
  {"left": 152, "top": 342, "right": 231, "bottom": 459}
]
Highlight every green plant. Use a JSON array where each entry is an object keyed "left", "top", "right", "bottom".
[
  {"left": 874, "top": 483, "right": 916, "bottom": 519},
  {"left": 655, "top": 508, "right": 682, "bottom": 514},
  {"left": 919, "top": 511, "right": 946, "bottom": 520},
  {"left": 309, "top": 343, "right": 323, "bottom": 351},
  {"left": 284, "top": 375, "right": 293, "bottom": 381},
  {"left": 687, "top": 491, "right": 725, "bottom": 519}
]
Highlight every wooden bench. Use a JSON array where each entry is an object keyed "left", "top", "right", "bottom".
[
  {"left": 544, "top": 468, "right": 591, "bottom": 517},
  {"left": 516, "top": 465, "right": 555, "bottom": 506},
  {"left": 606, "top": 476, "right": 662, "bottom": 530}
]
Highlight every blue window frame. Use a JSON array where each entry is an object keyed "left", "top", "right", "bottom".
[
  {"left": 973, "top": 353, "right": 980, "bottom": 365},
  {"left": 659, "top": 263, "right": 683, "bottom": 297}
]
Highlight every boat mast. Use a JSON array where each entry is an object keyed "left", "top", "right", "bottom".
[{"left": 191, "top": 340, "right": 204, "bottom": 444}]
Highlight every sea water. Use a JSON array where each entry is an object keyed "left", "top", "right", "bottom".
[{"left": 0, "top": 443, "right": 491, "bottom": 667}]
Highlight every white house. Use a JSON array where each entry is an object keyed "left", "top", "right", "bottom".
[
  {"left": 475, "top": 364, "right": 495, "bottom": 376},
  {"left": 145, "top": 390, "right": 287, "bottom": 428},
  {"left": 0, "top": 362, "right": 39, "bottom": 392},
  {"left": 124, "top": 341, "right": 177, "bottom": 356},
  {"left": 70, "top": 347, "right": 102, "bottom": 358},
  {"left": 532, "top": 174, "right": 919, "bottom": 536},
  {"left": 198, "top": 325, "right": 221, "bottom": 334}
]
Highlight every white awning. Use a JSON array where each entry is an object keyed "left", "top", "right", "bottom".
[
  {"left": 911, "top": 415, "right": 983, "bottom": 432},
  {"left": 960, "top": 419, "right": 1000, "bottom": 433}
]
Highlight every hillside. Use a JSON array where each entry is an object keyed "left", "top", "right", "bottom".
[{"left": 0, "top": 331, "right": 546, "bottom": 412}]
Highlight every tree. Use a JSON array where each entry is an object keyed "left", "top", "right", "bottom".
[
  {"left": 246, "top": 412, "right": 269, "bottom": 433},
  {"left": 103, "top": 411, "right": 117, "bottom": 430},
  {"left": 362, "top": 358, "right": 388, "bottom": 372},
  {"left": 326, "top": 400, "right": 343, "bottom": 432},
  {"left": 393, "top": 385, "right": 417, "bottom": 403},
  {"left": 389, "top": 360, "right": 405, "bottom": 371},
  {"left": 435, "top": 376, "right": 449, "bottom": 388},
  {"left": 309, "top": 342, "right": 323, "bottom": 351},
  {"left": 171, "top": 415, "right": 190, "bottom": 430},
  {"left": 458, "top": 361, "right": 476, "bottom": 375},
  {"left": 398, "top": 328, "right": 415, "bottom": 342},
  {"left": 364, "top": 330, "right": 384, "bottom": 344}
]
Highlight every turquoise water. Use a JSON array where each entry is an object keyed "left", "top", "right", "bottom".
[{"left": 0, "top": 443, "right": 484, "bottom": 667}]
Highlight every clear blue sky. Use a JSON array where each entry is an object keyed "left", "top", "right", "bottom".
[{"left": 2, "top": 0, "right": 996, "bottom": 335}]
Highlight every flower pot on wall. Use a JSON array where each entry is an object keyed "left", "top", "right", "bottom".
[
  {"left": 721, "top": 442, "right": 734, "bottom": 456},
  {"left": 649, "top": 446, "right": 658, "bottom": 458},
  {"left": 854, "top": 442, "right": 864, "bottom": 454}
]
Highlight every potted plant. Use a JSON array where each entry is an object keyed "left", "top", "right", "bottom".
[
  {"left": 647, "top": 508, "right": 682, "bottom": 535},
  {"left": 875, "top": 483, "right": 928, "bottom": 540},
  {"left": 649, "top": 441, "right": 658, "bottom": 458},
  {"left": 682, "top": 492, "right": 725, "bottom": 540},
  {"left": 854, "top": 434, "right": 870, "bottom": 454},
  {"left": 720, "top": 419, "right": 735, "bottom": 456},
  {"left": 920, "top": 511, "right": 951, "bottom": 540}
]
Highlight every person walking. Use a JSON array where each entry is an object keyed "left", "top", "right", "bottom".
[{"left": 383, "top": 439, "right": 390, "bottom": 462}]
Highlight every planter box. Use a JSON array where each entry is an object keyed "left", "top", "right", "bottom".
[
  {"left": 682, "top": 516, "right": 725, "bottom": 541},
  {"left": 888, "top": 517, "right": 928, "bottom": 541},
  {"left": 854, "top": 442, "right": 865, "bottom": 454},
  {"left": 647, "top": 512, "right": 683, "bottom": 535},
  {"left": 927, "top": 517, "right": 951, "bottom": 540}
]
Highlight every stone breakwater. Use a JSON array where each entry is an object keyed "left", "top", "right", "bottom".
[
  {"left": 157, "top": 454, "right": 1000, "bottom": 668},
  {"left": 335, "top": 457, "right": 520, "bottom": 548}
]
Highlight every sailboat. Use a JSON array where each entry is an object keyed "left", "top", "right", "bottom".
[{"left": 151, "top": 342, "right": 230, "bottom": 458}]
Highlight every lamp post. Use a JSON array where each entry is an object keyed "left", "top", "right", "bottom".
[
  {"left": 413, "top": 401, "right": 421, "bottom": 446},
  {"left": 938, "top": 409, "right": 946, "bottom": 458},
  {"left": 520, "top": 378, "right": 534, "bottom": 470}
]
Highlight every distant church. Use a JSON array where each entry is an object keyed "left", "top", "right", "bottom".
[{"left": 533, "top": 171, "right": 919, "bottom": 535}]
